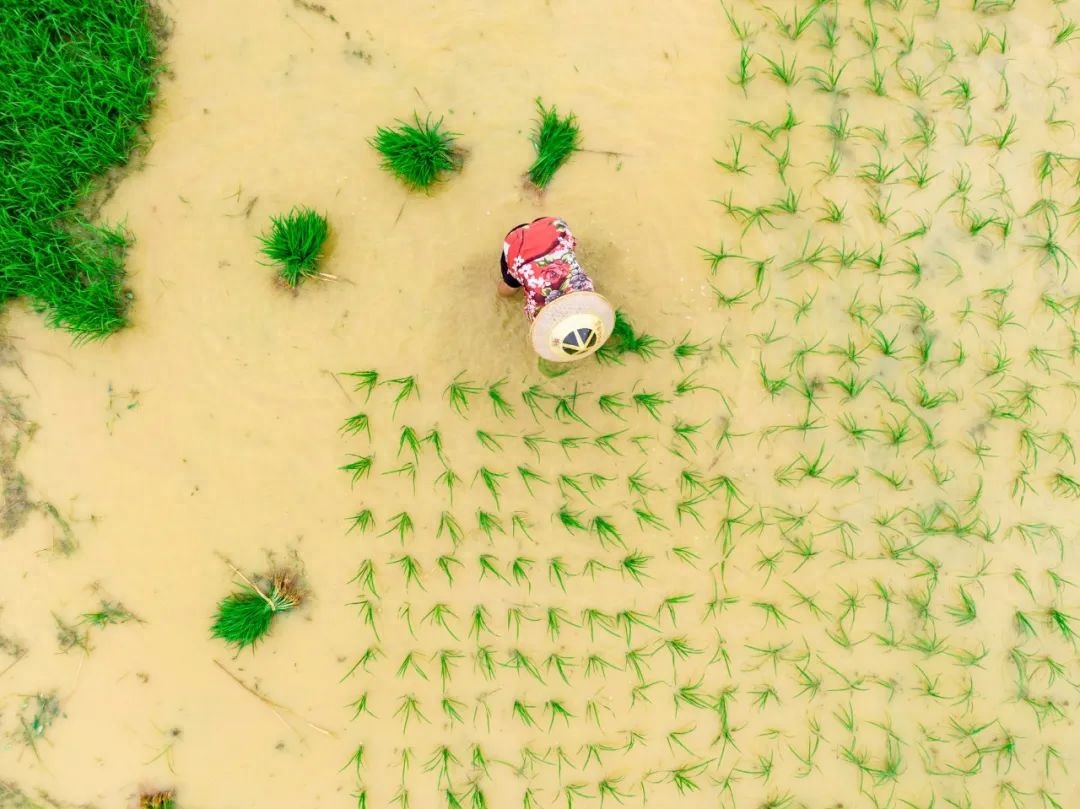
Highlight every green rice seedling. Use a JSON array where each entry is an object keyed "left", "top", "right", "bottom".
[
  {"left": 341, "top": 454, "right": 374, "bottom": 484},
  {"left": 983, "top": 114, "right": 1018, "bottom": 151},
  {"left": 808, "top": 57, "right": 849, "bottom": 94},
  {"left": 527, "top": 99, "right": 581, "bottom": 189},
  {"left": 554, "top": 394, "right": 590, "bottom": 427},
  {"left": 588, "top": 515, "right": 623, "bottom": 549},
  {"left": 445, "top": 373, "right": 480, "bottom": 415},
  {"left": 620, "top": 552, "right": 651, "bottom": 584},
  {"left": 597, "top": 393, "right": 628, "bottom": 419},
  {"left": 258, "top": 208, "right": 329, "bottom": 288},
  {"left": 384, "top": 376, "right": 420, "bottom": 414},
  {"left": 517, "top": 465, "right": 548, "bottom": 496},
  {"left": 393, "top": 694, "right": 428, "bottom": 731},
  {"left": 475, "top": 467, "right": 507, "bottom": 508},
  {"left": 343, "top": 370, "right": 379, "bottom": 400},
  {"left": 604, "top": 310, "right": 663, "bottom": 360},
  {"left": 767, "top": 1, "right": 823, "bottom": 40},
  {"left": 383, "top": 462, "right": 417, "bottom": 492},
  {"left": 476, "top": 509, "right": 505, "bottom": 541},
  {"left": 1050, "top": 472, "right": 1080, "bottom": 498},
  {"left": 398, "top": 426, "right": 421, "bottom": 460},
  {"left": 521, "top": 432, "right": 553, "bottom": 461},
  {"left": 380, "top": 511, "right": 412, "bottom": 542},
  {"left": 390, "top": 554, "right": 424, "bottom": 589},
  {"left": 348, "top": 508, "right": 375, "bottom": 535},
  {"left": 139, "top": 792, "right": 175, "bottom": 809},
  {"left": 438, "top": 698, "right": 465, "bottom": 728},
  {"left": 721, "top": 0, "right": 755, "bottom": 40},
  {"left": 341, "top": 413, "right": 371, "bottom": 438},
  {"left": 436, "top": 466, "right": 461, "bottom": 503},
  {"left": 761, "top": 51, "right": 800, "bottom": 86},
  {"left": 486, "top": 378, "right": 515, "bottom": 419},
  {"left": 350, "top": 560, "right": 378, "bottom": 598},
  {"left": 370, "top": 114, "right": 460, "bottom": 190},
  {"left": 672, "top": 333, "right": 709, "bottom": 366},
  {"left": 433, "top": 512, "right": 462, "bottom": 549},
  {"left": 672, "top": 419, "right": 708, "bottom": 454},
  {"left": 1053, "top": 17, "right": 1079, "bottom": 45},
  {"left": 210, "top": 570, "right": 303, "bottom": 650},
  {"left": 520, "top": 383, "right": 551, "bottom": 420},
  {"left": 395, "top": 651, "right": 429, "bottom": 681},
  {"left": 1046, "top": 608, "right": 1077, "bottom": 644},
  {"left": 675, "top": 496, "right": 705, "bottom": 528},
  {"left": 472, "top": 430, "right": 503, "bottom": 453},
  {"left": 732, "top": 45, "right": 755, "bottom": 93},
  {"left": 423, "top": 604, "right": 460, "bottom": 640},
  {"left": 675, "top": 371, "right": 721, "bottom": 397},
  {"left": 632, "top": 391, "right": 668, "bottom": 420},
  {"left": 558, "top": 473, "right": 591, "bottom": 503},
  {"left": 700, "top": 240, "right": 747, "bottom": 272}
]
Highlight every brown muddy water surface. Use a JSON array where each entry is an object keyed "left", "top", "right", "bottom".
[{"left": 2, "top": 1, "right": 1080, "bottom": 808}]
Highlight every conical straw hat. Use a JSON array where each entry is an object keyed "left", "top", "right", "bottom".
[{"left": 530, "top": 292, "right": 616, "bottom": 362}]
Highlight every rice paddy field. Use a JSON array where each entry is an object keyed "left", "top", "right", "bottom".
[{"left": 1, "top": 1, "right": 1079, "bottom": 807}]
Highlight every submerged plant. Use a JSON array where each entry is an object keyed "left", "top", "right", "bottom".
[
  {"left": 210, "top": 570, "right": 303, "bottom": 650},
  {"left": 370, "top": 114, "right": 461, "bottom": 190},
  {"left": 258, "top": 207, "right": 329, "bottom": 288},
  {"left": 527, "top": 99, "right": 581, "bottom": 189}
]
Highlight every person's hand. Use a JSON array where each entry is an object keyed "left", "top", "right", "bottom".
[{"left": 497, "top": 280, "right": 519, "bottom": 298}]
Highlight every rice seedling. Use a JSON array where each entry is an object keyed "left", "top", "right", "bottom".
[
  {"left": 384, "top": 376, "right": 420, "bottom": 414},
  {"left": 445, "top": 373, "right": 480, "bottom": 415},
  {"left": 370, "top": 114, "right": 461, "bottom": 190},
  {"left": 554, "top": 394, "right": 590, "bottom": 427},
  {"left": 761, "top": 50, "right": 800, "bottom": 86},
  {"left": 341, "top": 412, "right": 371, "bottom": 439},
  {"left": 599, "top": 310, "right": 663, "bottom": 361},
  {"left": 527, "top": 99, "right": 581, "bottom": 189},
  {"left": 475, "top": 467, "right": 507, "bottom": 508},
  {"left": 342, "top": 370, "right": 380, "bottom": 401},
  {"left": 436, "top": 466, "right": 460, "bottom": 502},
  {"left": 258, "top": 208, "right": 330, "bottom": 288},
  {"left": 431, "top": 512, "right": 462, "bottom": 549},
  {"left": 476, "top": 509, "right": 505, "bottom": 541},
  {"left": 731, "top": 45, "right": 755, "bottom": 93},
  {"left": 632, "top": 391, "right": 668, "bottom": 420},
  {"left": 210, "top": 569, "right": 303, "bottom": 650}
]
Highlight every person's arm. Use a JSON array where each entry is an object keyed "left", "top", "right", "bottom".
[{"left": 498, "top": 249, "right": 522, "bottom": 297}]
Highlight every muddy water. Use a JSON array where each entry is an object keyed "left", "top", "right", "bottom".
[{"left": 2, "top": 1, "right": 1080, "bottom": 807}]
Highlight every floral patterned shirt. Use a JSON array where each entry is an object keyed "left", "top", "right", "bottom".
[{"left": 502, "top": 217, "right": 594, "bottom": 321}]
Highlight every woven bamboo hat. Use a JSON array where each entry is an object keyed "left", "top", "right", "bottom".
[{"left": 530, "top": 292, "right": 615, "bottom": 362}]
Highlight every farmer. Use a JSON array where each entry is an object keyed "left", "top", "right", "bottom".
[{"left": 497, "top": 216, "right": 615, "bottom": 362}]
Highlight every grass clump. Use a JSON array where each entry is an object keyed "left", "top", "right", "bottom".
[
  {"left": 0, "top": 0, "right": 164, "bottom": 340},
  {"left": 258, "top": 207, "right": 329, "bottom": 288},
  {"left": 370, "top": 114, "right": 461, "bottom": 191},
  {"left": 527, "top": 99, "right": 582, "bottom": 189},
  {"left": 210, "top": 570, "right": 303, "bottom": 650}
]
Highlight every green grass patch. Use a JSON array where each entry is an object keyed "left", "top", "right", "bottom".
[
  {"left": 527, "top": 99, "right": 581, "bottom": 189},
  {"left": 0, "top": 0, "right": 165, "bottom": 340},
  {"left": 370, "top": 114, "right": 461, "bottom": 191},
  {"left": 258, "top": 207, "right": 330, "bottom": 288}
]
